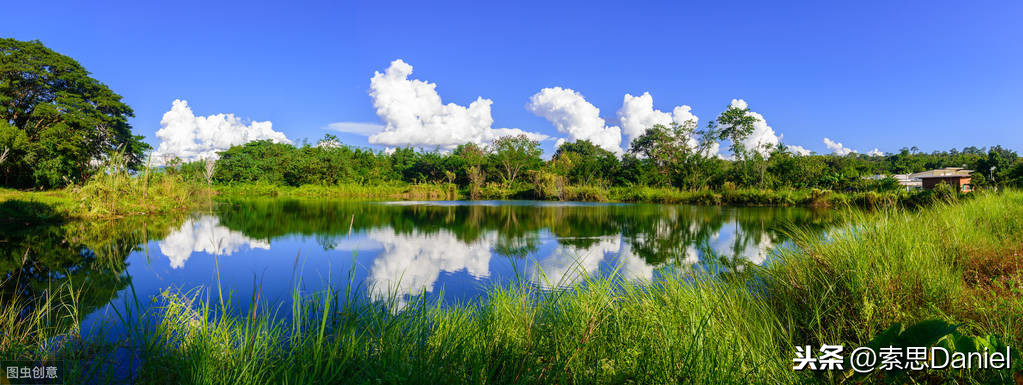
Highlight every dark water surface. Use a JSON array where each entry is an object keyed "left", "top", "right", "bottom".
[{"left": 1, "top": 199, "right": 842, "bottom": 336}]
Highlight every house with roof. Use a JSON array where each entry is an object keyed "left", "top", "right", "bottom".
[
  {"left": 864, "top": 173, "right": 922, "bottom": 191},
  {"left": 866, "top": 167, "right": 975, "bottom": 192},
  {"left": 913, "top": 167, "right": 973, "bottom": 192}
]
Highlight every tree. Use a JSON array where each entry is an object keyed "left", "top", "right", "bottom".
[
  {"left": 767, "top": 150, "right": 827, "bottom": 189},
  {"left": 715, "top": 105, "right": 756, "bottom": 159},
  {"left": 1007, "top": 159, "right": 1023, "bottom": 187},
  {"left": 450, "top": 142, "right": 490, "bottom": 198},
  {"left": 490, "top": 135, "right": 541, "bottom": 185},
  {"left": 0, "top": 38, "right": 150, "bottom": 187},
  {"left": 552, "top": 139, "right": 618, "bottom": 185},
  {"left": 628, "top": 121, "right": 716, "bottom": 189}
]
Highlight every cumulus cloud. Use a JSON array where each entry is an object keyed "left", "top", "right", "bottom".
[
  {"left": 327, "top": 122, "right": 385, "bottom": 136},
  {"left": 721, "top": 99, "right": 780, "bottom": 157},
  {"left": 823, "top": 137, "right": 857, "bottom": 156},
  {"left": 152, "top": 99, "right": 290, "bottom": 164},
  {"left": 867, "top": 148, "right": 884, "bottom": 157},
  {"left": 786, "top": 144, "right": 812, "bottom": 156},
  {"left": 367, "top": 59, "right": 546, "bottom": 150},
  {"left": 617, "top": 92, "right": 698, "bottom": 146},
  {"left": 158, "top": 216, "right": 270, "bottom": 269},
  {"left": 527, "top": 87, "right": 623, "bottom": 154},
  {"left": 616, "top": 92, "right": 718, "bottom": 155}
]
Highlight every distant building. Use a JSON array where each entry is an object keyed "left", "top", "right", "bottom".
[
  {"left": 866, "top": 167, "right": 975, "bottom": 192},
  {"left": 865, "top": 173, "right": 922, "bottom": 191},
  {"left": 915, "top": 167, "right": 973, "bottom": 192}
]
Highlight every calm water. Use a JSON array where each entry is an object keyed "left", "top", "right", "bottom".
[{"left": 1, "top": 199, "right": 841, "bottom": 335}]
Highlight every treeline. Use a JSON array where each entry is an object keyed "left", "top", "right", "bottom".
[{"left": 175, "top": 130, "right": 1023, "bottom": 194}]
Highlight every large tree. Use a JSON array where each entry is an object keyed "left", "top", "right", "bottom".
[
  {"left": 552, "top": 139, "right": 618, "bottom": 185},
  {"left": 490, "top": 135, "right": 542, "bottom": 185},
  {"left": 715, "top": 105, "right": 755, "bottom": 159},
  {"left": 0, "top": 38, "right": 149, "bottom": 188},
  {"left": 629, "top": 121, "right": 717, "bottom": 189}
]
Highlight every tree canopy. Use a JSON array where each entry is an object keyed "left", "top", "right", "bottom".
[
  {"left": 0, "top": 38, "right": 149, "bottom": 188},
  {"left": 490, "top": 135, "right": 542, "bottom": 185}
]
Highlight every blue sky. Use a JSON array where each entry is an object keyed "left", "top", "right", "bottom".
[{"left": 3, "top": 0, "right": 1021, "bottom": 158}]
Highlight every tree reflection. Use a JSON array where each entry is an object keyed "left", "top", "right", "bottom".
[
  {"left": 1, "top": 198, "right": 843, "bottom": 329},
  {"left": 0, "top": 201, "right": 188, "bottom": 341},
  {"left": 211, "top": 199, "right": 842, "bottom": 292}
]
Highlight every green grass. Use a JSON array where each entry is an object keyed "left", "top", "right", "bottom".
[
  {"left": 209, "top": 181, "right": 940, "bottom": 209},
  {"left": 3, "top": 190, "right": 1020, "bottom": 384},
  {"left": 1, "top": 161, "right": 204, "bottom": 222},
  {"left": 214, "top": 182, "right": 461, "bottom": 201}
]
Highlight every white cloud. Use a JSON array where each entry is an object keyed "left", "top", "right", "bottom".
[
  {"left": 616, "top": 92, "right": 718, "bottom": 156},
  {"left": 367, "top": 59, "right": 546, "bottom": 150},
  {"left": 158, "top": 216, "right": 270, "bottom": 269},
  {"left": 867, "top": 148, "right": 884, "bottom": 157},
  {"left": 786, "top": 144, "right": 812, "bottom": 156},
  {"left": 527, "top": 87, "right": 623, "bottom": 155},
  {"left": 823, "top": 137, "right": 857, "bottom": 156},
  {"left": 327, "top": 122, "right": 385, "bottom": 136},
  {"left": 722, "top": 99, "right": 779, "bottom": 157},
  {"left": 153, "top": 99, "right": 290, "bottom": 164},
  {"left": 617, "top": 92, "right": 697, "bottom": 147}
]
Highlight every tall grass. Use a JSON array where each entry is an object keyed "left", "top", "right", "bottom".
[
  {"left": 215, "top": 182, "right": 460, "bottom": 201},
  {"left": 767, "top": 190, "right": 1023, "bottom": 349},
  {"left": 211, "top": 180, "right": 942, "bottom": 209},
  {"left": 74, "top": 153, "right": 204, "bottom": 218},
  {"left": 0, "top": 152, "right": 205, "bottom": 220},
  {"left": 124, "top": 269, "right": 796, "bottom": 384}
]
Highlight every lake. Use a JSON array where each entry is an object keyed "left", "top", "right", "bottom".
[{"left": 0, "top": 199, "right": 841, "bottom": 336}]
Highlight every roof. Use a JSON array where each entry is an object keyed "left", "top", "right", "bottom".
[{"left": 913, "top": 167, "right": 973, "bottom": 179}]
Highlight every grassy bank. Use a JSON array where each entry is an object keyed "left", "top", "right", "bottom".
[
  {"left": 1, "top": 168, "right": 206, "bottom": 224},
  {"left": 3, "top": 191, "right": 1019, "bottom": 384},
  {"left": 215, "top": 182, "right": 460, "bottom": 201},
  {"left": 1, "top": 176, "right": 951, "bottom": 226},
  {"left": 212, "top": 181, "right": 944, "bottom": 209}
]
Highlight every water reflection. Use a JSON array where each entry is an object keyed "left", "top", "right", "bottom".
[
  {"left": 366, "top": 229, "right": 494, "bottom": 303},
  {"left": 158, "top": 216, "right": 269, "bottom": 269},
  {"left": 1, "top": 199, "right": 842, "bottom": 334}
]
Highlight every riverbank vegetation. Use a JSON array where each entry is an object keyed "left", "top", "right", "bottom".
[
  {"left": 173, "top": 133, "right": 1023, "bottom": 200},
  {"left": 1, "top": 153, "right": 206, "bottom": 223},
  {"left": 155, "top": 128, "right": 1023, "bottom": 208},
  {"left": 165, "top": 131, "right": 1019, "bottom": 208},
  {"left": 2, "top": 190, "right": 1019, "bottom": 384}
]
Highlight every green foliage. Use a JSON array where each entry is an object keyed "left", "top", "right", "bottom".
[
  {"left": 629, "top": 122, "right": 719, "bottom": 189},
  {"left": 715, "top": 104, "right": 755, "bottom": 158},
  {"left": 846, "top": 320, "right": 1018, "bottom": 382},
  {"left": 0, "top": 38, "right": 150, "bottom": 188},
  {"left": 552, "top": 139, "right": 619, "bottom": 185},
  {"left": 209, "top": 139, "right": 397, "bottom": 186},
  {"left": 490, "top": 134, "right": 542, "bottom": 185},
  {"left": 176, "top": 126, "right": 1023, "bottom": 198}
]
